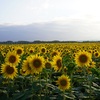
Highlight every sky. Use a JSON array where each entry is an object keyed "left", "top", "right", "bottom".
[{"left": 0, "top": 0, "right": 100, "bottom": 41}]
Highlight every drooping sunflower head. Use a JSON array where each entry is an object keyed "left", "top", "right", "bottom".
[
  {"left": 1, "top": 63, "right": 18, "bottom": 79},
  {"left": 5, "top": 51, "right": 20, "bottom": 66},
  {"left": 75, "top": 51, "right": 92, "bottom": 67},
  {"left": 22, "top": 57, "right": 32, "bottom": 75},
  {"left": 56, "top": 75, "right": 71, "bottom": 91},
  {"left": 52, "top": 55, "right": 62, "bottom": 71},
  {"left": 29, "top": 55, "right": 45, "bottom": 74}
]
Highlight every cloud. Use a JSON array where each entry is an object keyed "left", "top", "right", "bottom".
[{"left": 0, "top": 17, "right": 100, "bottom": 41}]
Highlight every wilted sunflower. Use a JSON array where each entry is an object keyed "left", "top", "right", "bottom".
[
  {"left": 75, "top": 51, "right": 92, "bottom": 67},
  {"left": 56, "top": 75, "right": 71, "bottom": 91},
  {"left": 1, "top": 63, "right": 17, "bottom": 79},
  {"left": 5, "top": 51, "right": 20, "bottom": 66},
  {"left": 52, "top": 55, "right": 62, "bottom": 71},
  {"left": 29, "top": 55, "right": 45, "bottom": 74}
]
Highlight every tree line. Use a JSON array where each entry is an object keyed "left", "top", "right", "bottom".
[{"left": 0, "top": 40, "right": 100, "bottom": 44}]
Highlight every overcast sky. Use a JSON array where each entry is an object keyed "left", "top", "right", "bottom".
[{"left": 0, "top": 0, "right": 100, "bottom": 41}]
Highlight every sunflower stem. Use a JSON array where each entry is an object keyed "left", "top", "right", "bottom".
[
  {"left": 70, "top": 72, "right": 73, "bottom": 96},
  {"left": 7, "top": 79, "right": 11, "bottom": 99},
  {"left": 63, "top": 91, "right": 66, "bottom": 100},
  {"left": 39, "top": 73, "right": 42, "bottom": 100},
  {"left": 44, "top": 70, "right": 49, "bottom": 100},
  {"left": 31, "top": 75, "right": 34, "bottom": 100},
  {"left": 88, "top": 74, "right": 93, "bottom": 99}
]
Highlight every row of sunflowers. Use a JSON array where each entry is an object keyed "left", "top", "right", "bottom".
[{"left": 0, "top": 43, "right": 100, "bottom": 100}]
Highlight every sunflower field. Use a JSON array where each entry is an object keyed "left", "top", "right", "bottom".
[{"left": 0, "top": 43, "right": 100, "bottom": 100}]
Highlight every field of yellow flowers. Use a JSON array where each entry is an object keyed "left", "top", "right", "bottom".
[{"left": 0, "top": 43, "right": 100, "bottom": 100}]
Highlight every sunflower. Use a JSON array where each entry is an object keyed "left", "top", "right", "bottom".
[
  {"left": 94, "top": 51, "right": 100, "bottom": 58},
  {"left": 40, "top": 47, "right": 46, "bottom": 54},
  {"left": 5, "top": 51, "right": 20, "bottom": 66},
  {"left": 51, "top": 50, "right": 60, "bottom": 58},
  {"left": 1, "top": 51, "right": 6, "bottom": 57},
  {"left": 75, "top": 51, "right": 92, "bottom": 67},
  {"left": 56, "top": 75, "right": 71, "bottom": 91},
  {"left": 45, "top": 60, "right": 53, "bottom": 69},
  {"left": 88, "top": 61, "right": 96, "bottom": 68},
  {"left": 87, "top": 61, "right": 96, "bottom": 74},
  {"left": 29, "top": 47, "right": 34, "bottom": 54},
  {"left": 63, "top": 66, "right": 68, "bottom": 73},
  {"left": 15, "top": 46, "right": 24, "bottom": 56},
  {"left": 1, "top": 63, "right": 17, "bottom": 79},
  {"left": 29, "top": 55, "right": 45, "bottom": 74},
  {"left": 52, "top": 55, "right": 62, "bottom": 71},
  {"left": 22, "top": 56, "right": 32, "bottom": 75},
  {"left": 20, "top": 69, "right": 27, "bottom": 76}
]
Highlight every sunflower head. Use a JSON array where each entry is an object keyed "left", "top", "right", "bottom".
[
  {"left": 63, "top": 66, "right": 68, "bottom": 73},
  {"left": 29, "top": 48, "right": 34, "bottom": 54},
  {"left": 16, "top": 47, "right": 24, "bottom": 56},
  {"left": 45, "top": 61, "right": 52, "bottom": 69},
  {"left": 56, "top": 75, "right": 71, "bottom": 91},
  {"left": 75, "top": 51, "right": 92, "bottom": 67},
  {"left": 1, "top": 63, "right": 17, "bottom": 79},
  {"left": 41, "top": 47, "right": 46, "bottom": 54},
  {"left": 94, "top": 51, "right": 100, "bottom": 58},
  {"left": 88, "top": 61, "right": 96, "bottom": 68},
  {"left": 20, "top": 69, "right": 27, "bottom": 76},
  {"left": 52, "top": 55, "right": 62, "bottom": 71},
  {"left": 22, "top": 57, "right": 32, "bottom": 75},
  {"left": 51, "top": 51, "right": 58, "bottom": 57},
  {"left": 29, "top": 55, "right": 45, "bottom": 74},
  {"left": 5, "top": 51, "right": 20, "bottom": 66}
]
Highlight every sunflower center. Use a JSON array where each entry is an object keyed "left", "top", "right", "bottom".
[
  {"left": 60, "top": 79, "right": 67, "bottom": 86},
  {"left": 30, "top": 50, "right": 33, "bottom": 53},
  {"left": 45, "top": 62, "right": 51, "bottom": 69},
  {"left": 95, "top": 53, "right": 98, "bottom": 57},
  {"left": 33, "top": 59, "right": 42, "bottom": 68},
  {"left": 41, "top": 48, "right": 45, "bottom": 53},
  {"left": 17, "top": 49, "right": 22, "bottom": 55},
  {"left": 79, "top": 54, "right": 88, "bottom": 63},
  {"left": 6, "top": 65, "right": 14, "bottom": 74},
  {"left": 9, "top": 55, "right": 16, "bottom": 63},
  {"left": 56, "top": 59, "right": 62, "bottom": 68},
  {"left": 52, "top": 52, "right": 57, "bottom": 57}
]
